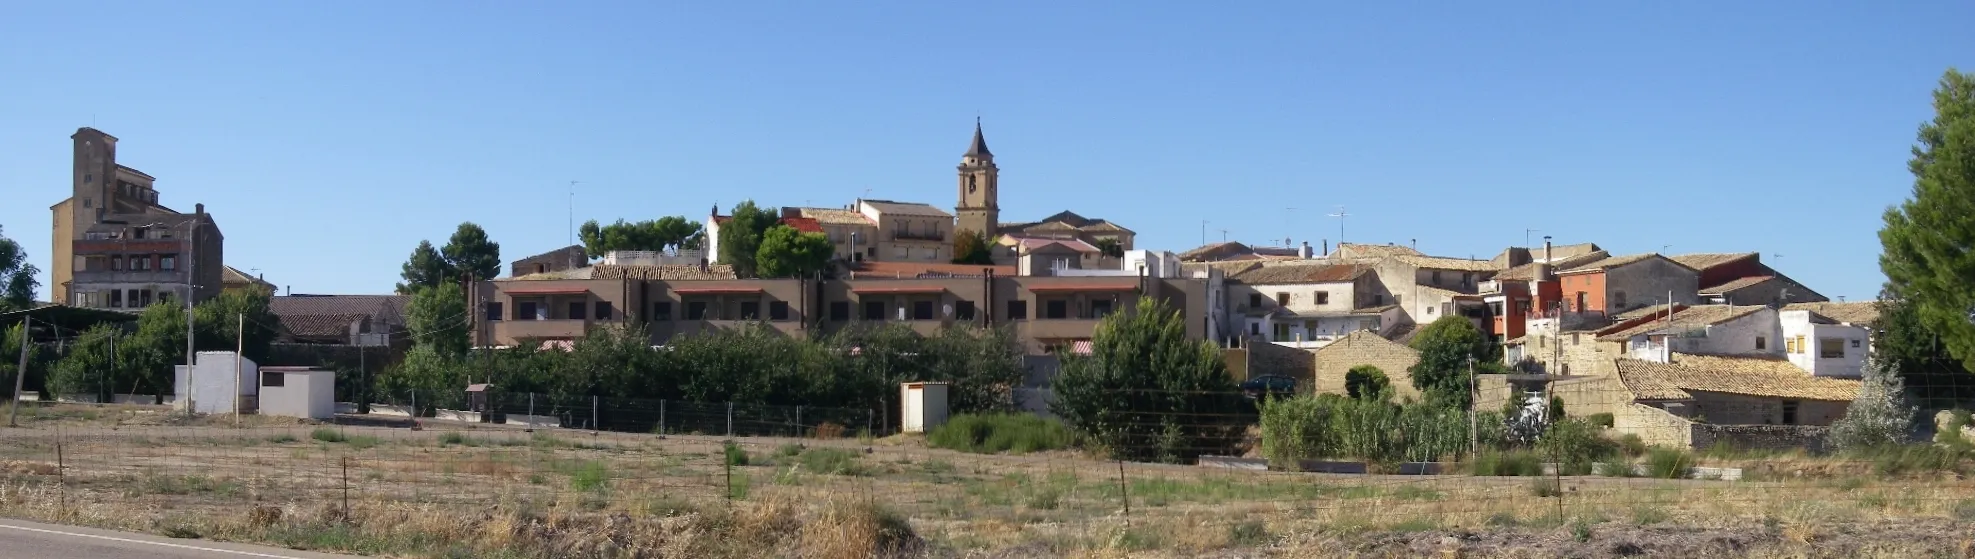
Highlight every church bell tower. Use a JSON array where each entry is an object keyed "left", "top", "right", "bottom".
[{"left": 955, "top": 119, "right": 999, "bottom": 238}]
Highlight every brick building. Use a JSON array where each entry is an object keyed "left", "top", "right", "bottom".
[{"left": 50, "top": 128, "right": 225, "bottom": 310}]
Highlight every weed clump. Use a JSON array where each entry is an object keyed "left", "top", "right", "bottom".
[{"left": 926, "top": 414, "right": 1073, "bottom": 455}]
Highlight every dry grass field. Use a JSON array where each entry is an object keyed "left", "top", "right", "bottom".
[{"left": 2, "top": 403, "right": 1974, "bottom": 558}]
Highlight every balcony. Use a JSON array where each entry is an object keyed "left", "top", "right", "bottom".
[
  {"left": 493, "top": 319, "right": 592, "bottom": 341},
  {"left": 1019, "top": 318, "right": 1104, "bottom": 340},
  {"left": 891, "top": 230, "right": 945, "bottom": 242}
]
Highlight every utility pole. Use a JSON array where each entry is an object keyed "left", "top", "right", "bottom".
[
  {"left": 233, "top": 313, "right": 243, "bottom": 427},
  {"left": 1467, "top": 355, "right": 1477, "bottom": 456},
  {"left": 184, "top": 221, "right": 197, "bottom": 418},
  {"left": 10, "top": 316, "right": 30, "bottom": 427}
]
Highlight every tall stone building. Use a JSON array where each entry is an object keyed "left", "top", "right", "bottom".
[
  {"left": 49, "top": 128, "right": 225, "bottom": 309},
  {"left": 954, "top": 120, "right": 999, "bottom": 238}
]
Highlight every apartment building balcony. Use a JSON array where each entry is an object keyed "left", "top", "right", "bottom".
[
  {"left": 493, "top": 319, "right": 594, "bottom": 341},
  {"left": 891, "top": 230, "right": 946, "bottom": 242}
]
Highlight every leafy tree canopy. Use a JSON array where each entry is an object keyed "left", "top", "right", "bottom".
[
  {"left": 578, "top": 216, "right": 706, "bottom": 259},
  {"left": 718, "top": 200, "right": 780, "bottom": 278},
  {"left": 1052, "top": 298, "right": 1247, "bottom": 463},
  {"left": 406, "top": 282, "right": 469, "bottom": 357},
  {"left": 0, "top": 225, "right": 40, "bottom": 311},
  {"left": 1344, "top": 365, "right": 1392, "bottom": 401},
  {"left": 442, "top": 222, "right": 502, "bottom": 282},
  {"left": 397, "top": 240, "right": 454, "bottom": 294},
  {"left": 755, "top": 224, "right": 833, "bottom": 278},
  {"left": 1407, "top": 315, "right": 1500, "bottom": 408},
  {"left": 194, "top": 286, "right": 278, "bottom": 363},
  {"left": 1093, "top": 237, "right": 1125, "bottom": 259},
  {"left": 951, "top": 229, "right": 995, "bottom": 265},
  {"left": 1880, "top": 68, "right": 1975, "bottom": 371}
]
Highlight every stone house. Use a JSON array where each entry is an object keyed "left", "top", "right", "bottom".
[
  {"left": 1554, "top": 253, "right": 1701, "bottom": 318},
  {"left": 1310, "top": 331, "right": 1422, "bottom": 400},
  {"left": 1670, "top": 252, "right": 1827, "bottom": 307},
  {"left": 1223, "top": 262, "right": 1399, "bottom": 347},
  {"left": 1613, "top": 354, "right": 1859, "bottom": 426}
]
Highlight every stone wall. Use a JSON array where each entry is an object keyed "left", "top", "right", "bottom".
[
  {"left": 1615, "top": 403, "right": 1693, "bottom": 448},
  {"left": 1550, "top": 375, "right": 1629, "bottom": 417},
  {"left": 1521, "top": 332, "right": 1614, "bottom": 376},
  {"left": 1691, "top": 424, "right": 1831, "bottom": 454}
]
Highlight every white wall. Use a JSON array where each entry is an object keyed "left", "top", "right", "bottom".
[
  {"left": 173, "top": 351, "right": 257, "bottom": 415},
  {"left": 1664, "top": 307, "right": 1781, "bottom": 357},
  {"left": 259, "top": 370, "right": 335, "bottom": 419},
  {"left": 1781, "top": 310, "right": 1868, "bottom": 377}
]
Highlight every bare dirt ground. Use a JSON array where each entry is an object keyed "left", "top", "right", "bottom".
[{"left": 2, "top": 404, "right": 1973, "bottom": 558}]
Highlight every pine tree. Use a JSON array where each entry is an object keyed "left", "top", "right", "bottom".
[
  {"left": 1879, "top": 69, "right": 1975, "bottom": 371},
  {"left": 1828, "top": 357, "right": 1915, "bottom": 452}
]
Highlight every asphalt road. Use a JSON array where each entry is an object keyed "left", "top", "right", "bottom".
[{"left": 0, "top": 519, "right": 364, "bottom": 559}]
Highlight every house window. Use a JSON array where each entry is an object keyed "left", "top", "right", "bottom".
[
  {"left": 1795, "top": 335, "right": 1808, "bottom": 354},
  {"left": 829, "top": 301, "right": 850, "bottom": 321},
  {"left": 1006, "top": 300, "right": 1028, "bottom": 320},
  {"left": 1045, "top": 300, "right": 1068, "bottom": 319},
  {"left": 1755, "top": 336, "right": 1766, "bottom": 351},
  {"left": 262, "top": 372, "right": 285, "bottom": 387},
  {"left": 1372, "top": 294, "right": 1385, "bottom": 305},
  {"left": 595, "top": 301, "right": 613, "bottom": 320},
  {"left": 1819, "top": 338, "right": 1845, "bottom": 359},
  {"left": 1248, "top": 293, "right": 1263, "bottom": 308},
  {"left": 955, "top": 300, "right": 975, "bottom": 320},
  {"left": 687, "top": 301, "right": 708, "bottom": 320},
  {"left": 1250, "top": 322, "right": 1261, "bottom": 335},
  {"left": 912, "top": 301, "right": 935, "bottom": 320},
  {"left": 135, "top": 256, "right": 151, "bottom": 271},
  {"left": 111, "top": 256, "right": 124, "bottom": 271},
  {"left": 892, "top": 246, "right": 909, "bottom": 259},
  {"left": 110, "top": 290, "right": 123, "bottom": 307},
  {"left": 160, "top": 255, "right": 176, "bottom": 271},
  {"left": 518, "top": 301, "right": 539, "bottom": 321},
  {"left": 1612, "top": 291, "right": 1627, "bottom": 308},
  {"left": 1781, "top": 401, "right": 1799, "bottom": 425},
  {"left": 863, "top": 301, "right": 885, "bottom": 320},
  {"left": 485, "top": 302, "right": 504, "bottom": 321},
  {"left": 1275, "top": 293, "right": 1289, "bottom": 306},
  {"left": 136, "top": 289, "right": 151, "bottom": 307},
  {"left": 1851, "top": 339, "right": 1861, "bottom": 348},
  {"left": 653, "top": 302, "right": 673, "bottom": 321},
  {"left": 740, "top": 301, "right": 761, "bottom": 320},
  {"left": 1315, "top": 291, "right": 1330, "bottom": 305},
  {"left": 568, "top": 302, "right": 587, "bottom": 320},
  {"left": 1440, "top": 302, "right": 1452, "bottom": 316},
  {"left": 769, "top": 301, "right": 790, "bottom": 321},
  {"left": 1272, "top": 323, "right": 1291, "bottom": 342},
  {"left": 1785, "top": 337, "right": 1797, "bottom": 353},
  {"left": 1431, "top": 271, "right": 1442, "bottom": 284},
  {"left": 1091, "top": 299, "right": 1114, "bottom": 318}
]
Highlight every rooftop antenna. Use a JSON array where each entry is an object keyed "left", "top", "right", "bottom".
[
  {"left": 1284, "top": 207, "right": 1297, "bottom": 247},
  {"left": 1200, "top": 220, "right": 1208, "bottom": 247},
  {"left": 1327, "top": 206, "right": 1349, "bottom": 245},
  {"left": 1220, "top": 228, "right": 1229, "bottom": 243},
  {"left": 1525, "top": 229, "right": 1540, "bottom": 252},
  {"left": 568, "top": 180, "right": 582, "bottom": 246}
]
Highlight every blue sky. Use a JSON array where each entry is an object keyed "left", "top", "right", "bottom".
[{"left": 2, "top": 1, "right": 1969, "bottom": 300}]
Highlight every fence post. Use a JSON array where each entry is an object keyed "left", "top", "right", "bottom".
[
  {"left": 724, "top": 446, "right": 734, "bottom": 506},
  {"left": 659, "top": 400, "right": 666, "bottom": 435},
  {"left": 726, "top": 402, "right": 734, "bottom": 437},
  {"left": 1117, "top": 459, "right": 1130, "bottom": 527},
  {"left": 591, "top": 395, "right": 599, "bottom": 433},
  {"left": 528, "top": 393, "right": 535, "bottom": 426},
  {"left": 55, "top": 425, "right": 66, "bottom": 519},
  {"left": 795, "top": 406, "right": 803, "bottom": 438},
  {"left": 867, "top": 408, "right": 874, "bottom": 437},
  {"left": 340, "top": 456, "right": 351, "bottom": 522}
]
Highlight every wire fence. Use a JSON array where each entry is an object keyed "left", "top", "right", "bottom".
[{"left": 2, "top": 380, "right": 1974, "bottom": 557}]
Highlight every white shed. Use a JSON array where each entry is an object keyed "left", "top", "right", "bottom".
[
  {"left": 173, "top": 351, "right": 259, "bottom": 415},
  {"left": 900, "top": 382, "right": 950, "bottom": 433},
  {"left": 258, "top": 367, "right": 337, "bottom": 420}
]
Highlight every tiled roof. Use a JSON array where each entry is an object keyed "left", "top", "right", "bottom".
[
  {"left": 1416, "top": 285, "right": 1482, "bottom": 299},
  {"left": 1597, "top": 305, "right": 1767, "bottom": 341},
  {"left": 1011, "top": 237, "right": 1100, "bottom": 254},
  {"left": 1395, "top": 255, "right": 1502, "bottom": 272},
  {"left": 1559, "top": 253, "right": 1663, "bottom": 274},
  {"left": 1782, "top": 301, "right": 1881, "bottom": 326},
  {"left": 592, "top": 264, "right": 738, "bottom": 281},
  {"left": 860, "top": 199, "right": 952, "bottom": 218},
  {"left": 794, "top": 207, "right": 875, "bottom": 226},
  {"left": 1616, "top": 354, "right": 1862, "bottom": 401},
  {"left": 1228, "top": 263, "right": 1369, "bottom": 285},
  {"left": 1670, "top": 252, "right": 1757, "bottom": 272},
  {"left": 1180, "top": 261, "right": 1261, "bottom": 277},
  {"left": 507, "top": 267, "right": 597, "bottom": 281},
  {"left": 1613, "top": 303, "right": 1681, "bottom": 322},
  {"left": 1331, "top": 243, "right": 1423, "bottom": 258},
  {"left": 1178, "top": 242, "right": 1247, "bottom": 261},
  {"left": 1493, "top": 251, "right": 1611, "bottom": 281},
  {"left": 1700, "top": 275, "right": 1776, "bottom": 295},
  {"left": 270, "top": 295, "right": 410, "bottom": 339},
  {"left": 850, "top": 261, "right": 1014, "bottom": 278},
  {"left": 778, "top": 217, "right": 826, "bottom": 234}
]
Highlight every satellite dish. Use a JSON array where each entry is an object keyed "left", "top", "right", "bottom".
[{"left": 943, "top": 304, "right": 954, "bottom": 317}]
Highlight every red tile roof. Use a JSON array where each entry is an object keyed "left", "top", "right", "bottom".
[
  {"left": 850, "top": 261, "right": 1014, "bottom": 278},
  {"left": 711, "top": 215, "right": 826, "bottom": 234}
]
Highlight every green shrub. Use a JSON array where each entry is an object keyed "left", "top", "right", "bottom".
[
  {"left": 723, "top": 441, "right": 750, "bottom": 467},
  {"left": 1587, "top": 413, "right": 1615, "bottom": 428},
  {"left": 1936, "top": 409, "right": 1972, "bottom": 449},
  {"left": 1529, "top": 477, "right": 1562, "bottom": 497},
  {"left": 1471, "top": 449, "right": 1544, "bottom": 476},
  {"left": 1617, "top": 433, "right": 1648, "bottom": 458},
  {"left": 926, "top": 414, "right": 1073, "bottom": 455},
  {"left": 1644, "top": 448, "right": 1695, "bottom": 479},
  {"left": 569, "top": 461, "right": 609, "bottom": 492},
  {"left": 795, "top": 447, "right": 869, "bottom": 476},
  {"left": 1538, "top": 418, "right": 1619, "bottom": 475},
  {"left": 1260, "top": 394, "right": 1472, "bottom": 466},
  {"left": 310, "top": 428, "right": 347, "bottom": 443},
  {"left": 1855, "top": 444, "right": 1969, "bottom": 476},
  {"left": 437, "top": 432, "right": 466, "bottom": 445}
]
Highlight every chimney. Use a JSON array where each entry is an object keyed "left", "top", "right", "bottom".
[
  {"left": 195, "top": 203, "right": 205, "bottom": 215},
  {"left": 1410, "top": 238, "right": 1417, "bottom": 250},
  {"left": 1543, "top": 236, "right": 1553, "bottom": 263},
  {"left": 1323, "top": 239, "right": 1329, "bottom": 256},
  {"left": 782, "top": 207, "right": 800, "bottom": 219},
  {"left": 1299, "top": 241, "right": 1313, "bottom": 259},
  {"left": 1537, "top": 235, "right": 1555, "bottom": 281}
]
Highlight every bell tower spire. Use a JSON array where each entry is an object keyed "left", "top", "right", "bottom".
[{"left": 956, "top": 118, "right": 1000, "bottom": 238}]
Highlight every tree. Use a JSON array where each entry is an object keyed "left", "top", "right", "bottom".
[
  {"left": 0, "top": 225, "right": 39, "bottom": 311},
  {"left": 718, "top": 200, "right": 779, "bottom": 278},
  {"left": 1873, "top": 295, "right": 1975, "bottom": 407},
  {"left": 406, "top": 283, "right": 469, "bottom": 357},
  {"left": 376, "top": 345, "right": 467, "bottom": 414},
  {"left": 579, "top": 217, "right": 705, "bottom": 259},
  {"left": 755, "top": 225, "right": 833, "bottom": 278},
  {"left": 397, "top": 240, "right": 454, "bottom": 294},
  {"left": 1880, "top": 69, "right": 1975, "bottom": 371},
  {"left": 1407, "top": 315, "right": 1500, "bottom": 408},
  {"left": 951, "top": 229, "right": 995, "bottom": 265},
  {"left": 442, "top": 222, "right": 502, "bottom": 282},
  {"left": 1344, "top": 365, "right": 1391, "bottom": 401},
  {"left": 1093, "top": 237, "right": 1125, "bottom": 259},
  {"left": 1052, "top": 298, "right": 1247, "bottom": 463},
  {"left": 48, "top": 324, "right": 126, "bottom": 401},
  {"left": 122, "top": 303, "right": 188, "bottom": 401},
  {"left": 1828, "top": 357, "right": 1916, "bottom": 451},
  {"left": 193, "top": 286, "right": 278, "bottom": 363}
]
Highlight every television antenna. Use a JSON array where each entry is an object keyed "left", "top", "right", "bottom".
[{"left": 1327, "top": 206, "right": 1349, "bottom": 244}]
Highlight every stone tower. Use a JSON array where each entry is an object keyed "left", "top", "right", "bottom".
[{"left": 954, "top": 120, "right": 1000, "bottom": 238}]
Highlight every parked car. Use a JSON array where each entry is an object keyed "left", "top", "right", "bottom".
[{"left": 1240, "top": 375, "right": 1297, "bottom": 400}]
